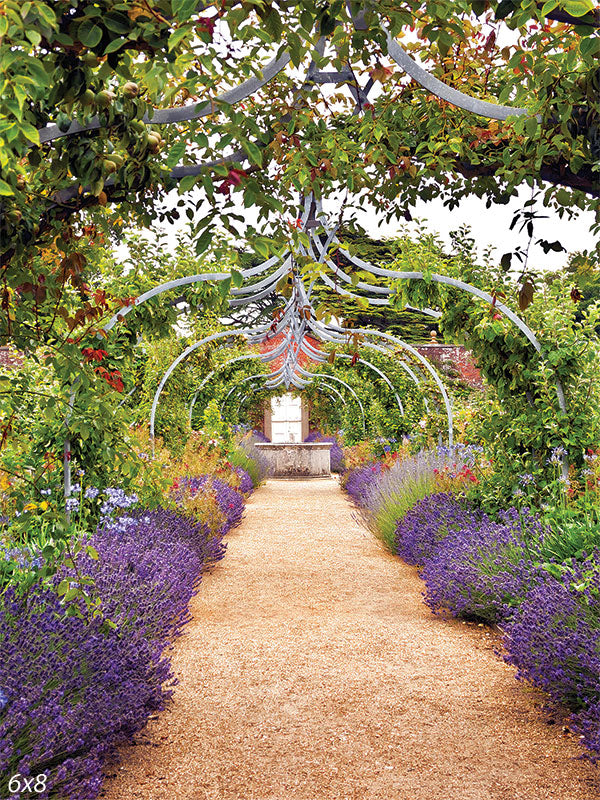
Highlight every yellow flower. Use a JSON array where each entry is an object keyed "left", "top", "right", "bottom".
[
  {"left": 39, "top": 501, "right": 49, "bottom": 511},
  {"left": 24, "top": 502, "right": 37, "bottom": 511}
]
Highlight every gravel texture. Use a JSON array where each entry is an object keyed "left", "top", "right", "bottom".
[{"left": 102, "top": 479, "right": 599, "bottom": 800}]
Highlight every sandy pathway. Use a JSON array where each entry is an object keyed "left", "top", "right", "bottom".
[{"left": 102, "top": 479, "right": 598, "bottom": 800}]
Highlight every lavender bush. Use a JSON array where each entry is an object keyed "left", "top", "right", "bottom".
[
  {"left": 235, "top": 467, "right": 254, "bottom": 494},
  {"left": 232, "top": 437, "right": 270, "bottom": 485},
  {"left": 344, "top": 462, "right": 382, "bottom": 506},
  {"left": 250, "top": 429, "right": 270, "bottom": 443},
  {"left": 348, "top": 446, "right": 483, "bottom": 550},
  {"left": 419, "top": 504, "right": 546, "bottom": 623},
  {"left": 393, "top": 492, "right": 480, "bottom": 565},
  {"left": 0, "top": 489, "right": 239, "bottom": 799},
  {"left": 502, "top": 558, "right": 600, "bottom": 759}
]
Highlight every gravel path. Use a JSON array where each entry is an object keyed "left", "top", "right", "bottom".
[{"left": 102, "top": 479, "right": 599, "bottom": 800}]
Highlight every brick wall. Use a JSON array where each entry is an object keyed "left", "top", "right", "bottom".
[
  {"left": 415, "top": 344, "right": 484, "bottom": 389},
  {"left": 0, "top": 347, "right": 23, "bottom": 369}
]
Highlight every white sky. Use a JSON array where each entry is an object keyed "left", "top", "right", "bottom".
[{"left": 125, "top": 181, "right": 597, "bottom": 275}]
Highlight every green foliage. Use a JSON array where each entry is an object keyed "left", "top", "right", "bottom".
[
  {"left": 304, "top": 343, "right": 427, "bottom": 444},
  {"left": 363, "top": 224, "right": 600, "bottom": 504},
  {"left": 228, "top": 447, "right": 264, "bottom": 488},
  {"left": 202, "top": 398, "right": 226, "bottom": 441},
  {"left": 2, "top": 0, "right": 598, "bottom": 280}
]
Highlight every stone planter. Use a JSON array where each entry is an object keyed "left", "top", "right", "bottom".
[{"left": 255, "top": 442, "right": 332, "bottom": 477}]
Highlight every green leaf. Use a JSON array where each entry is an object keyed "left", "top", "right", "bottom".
[
  {"left": 168, "top": 26, "right": 191, "bottom": 52},
  {"left": 19, "top": 121, "right": 40, "bottom": 145},
  {"left": 541, "top": 0, "right": 559, "bottom": 15},
  {"left": 230, "top": 269, "right": 244, "bottom": 288},
  {"left": 254, "top": 240, "right": 269, "bottom": 259},
  {"left": 580, "top": 36, "right": 598, "bottom": 57},
  {"left": 166, "top": 139, "right": 187, "bottom": 168},
  {"left": 26, "top": 29, "right": 42, "bottom": 47},
  {"left": 562, "top": 0, "right": 594, "bottom": 17},
  {"left": 86, "top": 545, "right": 99, "bottom": 560},
  {"left": 77, "top": 20, "right": 103, "bottom": 48},
  {"left": 195, "top": 227, "right": 212, "bottom": 255},
  {"left": 178, "top": 174, "right": 198, "bottom": 193},
  {"left": 495, "top": 0, "right": 517, "bottom": 19},
  {"left": 218, "top": 277, "right": 232, "bottom": 299},
  {"left": 525, "top": 117, "right": 538, "bottom": 137},
  {"left": 241, "top": 139, "right": 262, "bottom": 166},
  {"left": 0, "top": 179, "right": 14, "bottom": 196},
  {"left": 300, "top": 10, "right": 313, "bottom": 31},
  {"left": 103, "top": 12, "right": 130, "bottom": 34},
  {"left": 262, "top": 7, "right": 283, "bottom": 41},
  {"left": 103, "top": 38, "right": 126, "bottom": 55},
  {"left": 172, "top": 0, "right": 198, "bottom": 19}
]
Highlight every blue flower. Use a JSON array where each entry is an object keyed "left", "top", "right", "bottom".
[
  {"left": 65, "top": 497, "right": 80, "bottom": 513},
  {"left": 548, "top": 446, "right": 567, "bottom": 465},
  {"left": 0, "top": 688, "right": 8, "bottom": 711},
  {"left": 84, "top": 487, "right": 100, "bottom": 500},
  {"left": 519, "top": 473, "right": 535, "bottom": 486}
]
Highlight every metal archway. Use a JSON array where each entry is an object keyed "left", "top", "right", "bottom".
[{"left": 188, "top": 354, "right": 263, "bottom": 428}]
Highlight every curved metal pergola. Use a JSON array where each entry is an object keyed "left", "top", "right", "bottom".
[
  {"left": 219, "top": 370, "right": 367, "bottom": 434},
  {"left": 52, "top": 9, "right": 582, "bottom": 497},
  {"left": 188, "top": 353, "right": 264, "bottom": 428}
]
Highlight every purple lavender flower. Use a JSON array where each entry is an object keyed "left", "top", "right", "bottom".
[
  {"left": 344, "top": 463, "right": 382, "bottom": 505},
  {"left": 518, "top": 473, "right": 535, "bottom": 486},
  {"left": 235, "top": 468, "right": 254, "bottom": 494},
  {"left": 84, "top": 487, "right": 100, "bottom": 501},
  {"left": 502, "top": 556, "right": 600, "bottom": 760},
  {"left": 0, "top": 505, "right": 229, "bottom": 799}
]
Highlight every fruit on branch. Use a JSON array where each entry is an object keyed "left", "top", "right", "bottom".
[
  {"left": 122, "top": 82, "right": 139, "bottom": 99},
  {"left": 145, "top": 131, "right": 163, "bottom": 154},
  {"left": 81, "top": 89, "right": 96, "bottom": 108},
  {"left": 95, "top": 90, "right": 116, "bottom": 109}
]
